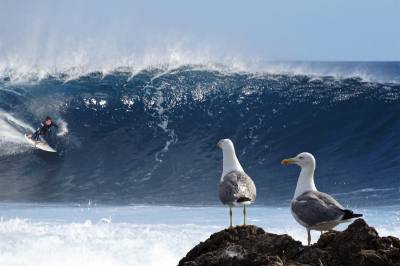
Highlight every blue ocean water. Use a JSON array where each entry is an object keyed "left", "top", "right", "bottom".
[
  {"left": 0, "top": 62, "right": 399, "bottom": 206},
  {"left": 0, "top": 62, "right": 399, "bottom": 266}
]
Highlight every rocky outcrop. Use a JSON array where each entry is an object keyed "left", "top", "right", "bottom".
[{"left": 179, "top": 219, "right": 400, "bottom": 266}]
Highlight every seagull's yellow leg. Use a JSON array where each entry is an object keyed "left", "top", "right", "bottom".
[
  {"left": 229, "top": 207, "right": 233, "bottom": 228},
  {"left": 243, "top": 205, "right": 247, "bottom": 226},
  {"left": 307, "top": 228, "right": 311, "bottom": 246}
]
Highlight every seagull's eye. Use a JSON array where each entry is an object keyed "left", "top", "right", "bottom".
[{"left": 299, "top": 156, "right": 304, "bottom": 160}]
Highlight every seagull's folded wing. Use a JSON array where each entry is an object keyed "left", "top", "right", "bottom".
[
  {"left": 219, "top": 171, "right": 256, "bottom": 204},
  {"left": 291, "top": 191, "right": 346, "bottom": 226}
]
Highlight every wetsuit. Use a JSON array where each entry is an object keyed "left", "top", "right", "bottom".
[{"left": 31, "top": 121, "right": 58, "bottom": 141}]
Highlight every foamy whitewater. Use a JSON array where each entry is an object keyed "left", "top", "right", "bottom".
[{"left": 0, "top": 204, "right": 399, "bottom": 266}]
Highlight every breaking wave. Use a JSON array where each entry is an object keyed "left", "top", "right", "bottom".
[{"left": 0, "top": 63, "right": 399, "bottom": 205}]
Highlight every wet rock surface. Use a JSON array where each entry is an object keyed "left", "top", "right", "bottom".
[{"left": 178, "top": 219, "right": 400, "bottom": 266}]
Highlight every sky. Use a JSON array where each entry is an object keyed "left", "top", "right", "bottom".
[{"left": 0, "top": 0, "right": 399, "bottom": 69}]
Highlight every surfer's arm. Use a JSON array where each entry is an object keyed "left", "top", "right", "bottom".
[{"left": 33, "top": 123, "right": 44, "bottom": 134}]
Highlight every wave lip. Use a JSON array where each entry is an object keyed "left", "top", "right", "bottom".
[{"left": 1, "top": 61, "right": 400, "bottom": 84}]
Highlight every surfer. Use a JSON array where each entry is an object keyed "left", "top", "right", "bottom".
[{"left": 30, "top": 116, "right": 59, "bottom": 142}]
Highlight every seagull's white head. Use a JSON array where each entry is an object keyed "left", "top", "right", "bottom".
[
  {"left": 282, "top": 152, "right": 317, "bottom": 198},
  {"left": 217, "top": 138, "right": 234, "bottom": 151},
  {"left": 217, "top": 138, "right": 244, "bottom": 178},
  {"left": 281, "top": 152, "right": 316, "bottom": 168}
]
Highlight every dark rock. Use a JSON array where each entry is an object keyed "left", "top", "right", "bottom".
[{"left": 178, "top": 219, "right": 400, "bottom": 266}]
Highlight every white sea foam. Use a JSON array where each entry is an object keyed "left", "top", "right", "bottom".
[
  {"left": 56, "top": 118, "right": 69, "bottom": 137},
  {"left": 0, "top": 111, "right": 34, "bottom": 155},
  {"left": 0, "top": 204, "right": 399, "bottom": 266},
  {"left": 0, "top": 219, "right": 214, "bottom": 266}
]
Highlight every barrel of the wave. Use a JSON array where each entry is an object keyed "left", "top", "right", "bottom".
[{"left": 217, "top": 139, "right": 256, "bottom": 228}]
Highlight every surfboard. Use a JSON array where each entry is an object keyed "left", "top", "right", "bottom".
[{"left": 24, "top": 134, "right": 57, "bottom": 153}]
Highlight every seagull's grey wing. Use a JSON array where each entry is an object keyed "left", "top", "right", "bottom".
[
  {"left": 218, "top": 174, "right": 238, "bottom": 205},
  {"left": 219, "top": 171, "right": 256, "bottom": 205},
  {"left": 291, "top": 191, "right": 345, "bottom": 227},
  {"left": 314, "top": 191, "right": 345, "bottom": 209},
  {"left": 237, "top": 172, "right": 256, "bottom": 203}
]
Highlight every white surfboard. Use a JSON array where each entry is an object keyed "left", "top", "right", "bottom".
[{"left": 24, "top": 134, "right": 57, "bottom": 153}]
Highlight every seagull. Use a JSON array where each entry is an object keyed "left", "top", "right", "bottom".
[
  {"left": 281, "top": 152, "right": 362, "bottom": 246},
  {"left": 217, "top": 139, "right": 256, "bottom": 228}
]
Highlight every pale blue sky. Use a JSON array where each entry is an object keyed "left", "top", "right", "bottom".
[{"left": 1, "top": 0, "right": 399, "bottom": 62}]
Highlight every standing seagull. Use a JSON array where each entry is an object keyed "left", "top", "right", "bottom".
[
  {"left": 217, "top": 139, "right": 256, "bottom": 228},
  {"left": 281, "top": 152, "right": 362, "bottom": 246}
]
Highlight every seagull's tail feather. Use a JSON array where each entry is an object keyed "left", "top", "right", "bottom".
[
  {"left": 342, "top": 209, "right": 363, "bottom": 220},
  {"left": 236, "top": 197, "right": 252, "bottom": 204}
]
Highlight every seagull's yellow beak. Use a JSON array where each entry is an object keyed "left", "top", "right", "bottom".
[{"left": 281, "top": 158, "right": 296, "bottom": 165}]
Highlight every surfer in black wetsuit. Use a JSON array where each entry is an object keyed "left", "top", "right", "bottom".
[{"left": 30, "top": 116, "right": 58, "bottom": 142}]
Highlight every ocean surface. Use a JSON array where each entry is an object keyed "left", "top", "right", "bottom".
[
  {"left": 0, "top": 203, "right": 399, "bottom": 266},
  {"left": 0, "top": 62, "right": 399, "bottom": 265},
  {"left": 0, "top": 62, "right": 399, "bottom": 206}
]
